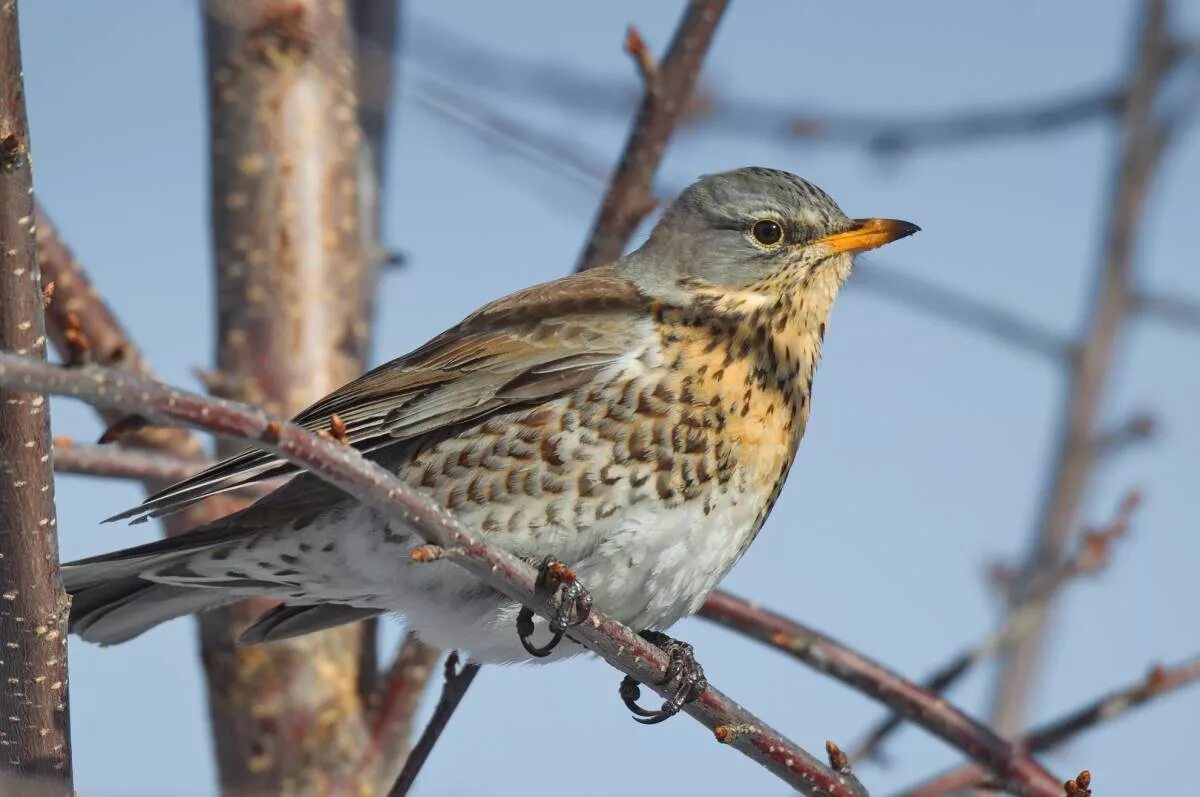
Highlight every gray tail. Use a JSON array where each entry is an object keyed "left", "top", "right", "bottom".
[{"left": 63, "top": 531, "right": 241, "bottom": 645}]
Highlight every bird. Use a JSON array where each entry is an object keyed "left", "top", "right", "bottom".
[{"left": 62, "top": 167, "right": 917, "bottom": 721}]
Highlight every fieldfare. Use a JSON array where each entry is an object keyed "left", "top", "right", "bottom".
[{"left": 64, "top": 167, "right": 918, "bottom": 721}]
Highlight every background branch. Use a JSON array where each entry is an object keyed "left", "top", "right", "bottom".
[
  {"left": 989, "top": 0, "right": 1177, "bottom": 735},
  {"left": 0, "top": 1, "right": 73, "bottom": 788},
  {"left": 576, "top": 0, "right": 729, "bottom": 271}
]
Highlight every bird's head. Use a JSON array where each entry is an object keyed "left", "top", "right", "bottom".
[{"left": 618, "top": 167, "right": 918, "bottom": 312}]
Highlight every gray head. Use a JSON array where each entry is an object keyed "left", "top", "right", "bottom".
[{"left": 618, "top": 167, "right": 917, "bottom": 304}]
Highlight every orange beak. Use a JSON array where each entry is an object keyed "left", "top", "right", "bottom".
[{"left": 813, "top": 218, "right": 920, "bottom": 254}]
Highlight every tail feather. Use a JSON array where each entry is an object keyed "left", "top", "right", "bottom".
[
  {"left": 237, "top": 604, "right": 383, "bottom": 645},
  {"left": 69, "top": 577, "right": 234, "bottom": 645}
]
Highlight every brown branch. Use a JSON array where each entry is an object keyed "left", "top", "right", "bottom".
[
  {"left": 901, "top": 657, "right": 1200, "bottom": 797},
  {"left": 0, "top": 2, "right": 73, "bottom": 789},
  {"left": 576, "top": 0, "right": 728, "bottom": 271},
  {"left": 989, "top": 0, "right": 1177, "bottom": 734},
  {"left": 698, "top": 592, "right": 1060, "bottom": 797},
  {"left": 849, "top": 491, "right": 1140, "bottom": 762},
  {"left": 387, "top": 654, "right": 481, "bottom": 797},
  {"left": 52, "top": 440, "right": 206, "bottom": 483},
  {"left": 0, "top": 355, "right": 873, "bottom": 797}
]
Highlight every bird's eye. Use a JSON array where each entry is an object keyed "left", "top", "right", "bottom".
[{"left": 751, "top": 219, "right": 783, "bottom": 246}]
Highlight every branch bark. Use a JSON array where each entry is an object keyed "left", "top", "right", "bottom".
[
  {"left": 200, "top": 0, "right": 381, "bottom": 791},
  {"left": 0, "top": 2, "right": 73, "bottom": 789},
  {"left": 576, "top": 0, "right": 728, "bottom": 271},
  {"left": 0, "top": 354, "right": 874, "bottom": 797},
  {"left": 989, "top": 0, "right": 1176, "bottom": 735}
]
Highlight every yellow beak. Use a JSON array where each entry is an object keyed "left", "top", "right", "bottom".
[{"left": 813, "top": 218, "right": 920, "bottom": 254}]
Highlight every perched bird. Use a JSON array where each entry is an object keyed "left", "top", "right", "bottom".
[{"left": 63, "top": 167, "right": 917, "bottom": 720}]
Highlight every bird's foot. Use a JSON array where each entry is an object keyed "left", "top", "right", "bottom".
[
  {"left": 619, "top": 631, "right": 708, "bottom": 725},
  {"left": 515, "top": 557, "right": 593, "bottom": 658}
]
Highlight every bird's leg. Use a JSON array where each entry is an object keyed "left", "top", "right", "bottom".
[
  {"left": 515, "top": 557, "right": 593, "bottom": 657},
  {"left": 619, "top": 631, "right": 708, "bottom": 725}
]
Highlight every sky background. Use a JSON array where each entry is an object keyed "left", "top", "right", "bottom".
[{"left": 18, "top": 2, "right": 1200, "bottom": 795}]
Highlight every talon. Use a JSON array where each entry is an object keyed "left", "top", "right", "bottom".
[
  {"left": 619, "top": 631, "right": 708, "bottom": 725},
  {"left": 514, "top": 557, "right": 592, "bottom": 657}
]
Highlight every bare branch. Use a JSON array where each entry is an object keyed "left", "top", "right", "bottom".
[
  {"left": 0, "top": 355, "right": 876, "bottom": 797},
  {"left": 1135, "top": 288, "right": 1200, "bottom": 333},
  {"left": 576, "top": 0, "right": 728, "bottom": 271},
  {"left": 387, "top": 653, "right": 481, "bottom": 797},
  {"left": 989, "top": 0, "right": 1177, "bottom": 734},
  {"left": 850, "top": 264, "right": 1072, "bottom": 362},
  {"left": 850, "top": 491, "right": 1140, "bottom": 762},
  {"left": 902, "top": 657, "right": 1200, "bottom": 797},
  {"left": 698, "top": 592, "right": 1060, "bottom": 796},
  {"left": 52, "top": 440, "right": 206, "bottom": 484},
  {"left": 0, "top": 2, "right": 73, "bottom": 788}
]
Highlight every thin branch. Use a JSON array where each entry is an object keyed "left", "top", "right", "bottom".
[
  {"left": 989, "top": 0, "right": 1177, "bottom": 734},
  {"left": 576, "top": 0, "right": 729, "bottom": 271},
  {"left": 850, "top": 264, "right": 1072, "bottom": 362},
  {"left": 849, "top": 491, "right": 1140, "bottom": 763},
  {"left": 1134, "top": 288, "right": 1200, "bottom": 333},
  {"left": 698, "top": 592, "right": 1060, "bottom": 797},
  {"left": 0, "top": 355, "right": 874, "bottom": 797},
  {"left": 387, "top": 654, "right": 481, "bottom": 797},
  {"left": 411, "top": 23, "right": 1130, "bottom": 152},
  {"left": 51, "top": 440, "right": 206, "bottom": 483},
  {"left": 0, "top": 2, "right": 73, "bottom": 789},
  {"left": 901, "top": 657, "right": 1200, "bottom": 797},
  {"left": 362, "top": 633, "right": 442, "bottom": 792}
]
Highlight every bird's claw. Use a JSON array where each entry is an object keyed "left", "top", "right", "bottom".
[
  {"left": 516, "top": 557, "right": 592, "bottom": 658},
  {"left": 620, "top": 631, "right": 708, "bottom": 725}
]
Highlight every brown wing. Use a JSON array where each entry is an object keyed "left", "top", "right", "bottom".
[{"left": 109, "top": 267, "right": 649, "bottom": 524}]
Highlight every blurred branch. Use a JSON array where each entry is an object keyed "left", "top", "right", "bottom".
[
  {"left": 576, "top": 0, "right": 729, "bottom": 271},
  {"left": 851, "top": 265, "right": 1072, "bottom": 362},
  {"left": 52, "top": 440, "right": 206, "bottom": 483},
  {"left": 368, "top": 635, "right": 442, "bottom": 792},
  {"left": 849, "top": 491, "right": 1140, "bottom": 763},
  {"left": 698, "top": 592, "right": 1061, "bottom": 797},
  {"left": 387, "top": 653, "right": 481, "bottom": 797},
  {"left": 989, "top": 0, "right": 1177, "bottom": 735},
  {"left": 202, "top": 0, "right": 379, "bottom": 790},
  {"left": 0, "top": 3, "right": 73, "bottom": 788},
  {"left": 0, "top": 354, "right": 875, "bottom": 797},
  {"left": 1134, "top": 288, "right": 1200, "bottom": 333},
  {"left": 901, "top": 657, "right": 1200, "bottom": 797}
]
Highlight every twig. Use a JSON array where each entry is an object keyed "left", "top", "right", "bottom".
[
  {"left": 1135, "top": 288, "right": 1200, "bottom": 333},
  {"left": 851, "top": 263, "right": 1072, "bottom": 362},
  {"left": 0, "top": 2, "right": 73, "bottom": 789},
  {"left": 849, "top": 491, "right": 1141, "bottom": 762},
  {"left": 989, "top": 0, "right": 1177, "bottom": 734},
  {"left": 900, "top": 657, "right": 1200, "bottom": 797},
  {"left": 576, "top": 0, "right": 729, "bottom": 271},
  {"left": 0, "top": 354, "right": 873, "bottom": 797},
  {"left": 52, "top": 440, "right": 206, "bottom": 483},
  {"left": 387, "top": 654, "right": 481, "bottom": 797},
  {"left": 698, "top": 592, "right": 1060, "bottom": 796}
]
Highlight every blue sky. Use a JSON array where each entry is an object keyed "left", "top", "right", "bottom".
[{"left": 20, "top": 2, "right": 1200, "bottom": 795}]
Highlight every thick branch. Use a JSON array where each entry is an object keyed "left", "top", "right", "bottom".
[
  {"left": 0, "top": 2, "right": 73, "bottom": 788},
  {"left": 989, "top": 0, "right": 1176, "bottom": 734},
  {"left": 0, "top": 355, "right": 869, "bottom": 797},
  {"left": 52, "top": 441, "right": 205, "bottom": 484},
  {"left": 698, "top": 592, "right": 1060, "bottom": 797},
  {"left": 576, "top": 0, "right": 728, "bottom": 271},
  {"left": 903, "top": 657, "right": 1200, "bottom": 797}
]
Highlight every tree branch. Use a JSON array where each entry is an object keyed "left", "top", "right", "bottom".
[
  {"left": 576, "top": 0, "right": 728, "bottom": 271},
  {"left": 697, "top": 592, "right": 1060, "bottom": 796},
  {"left": 0, "top": 2, "right": 73, "bottom": 788},
  {"left": 1134, "top": 288, "right": 1200, "bottom": 333},
  {"left": 989, "top": 0, "right": 1177, "bottom": 734},
  {"left": 0, "top": 355, "right": 874, "bottom": 797},
  {"left": 901, "top": 657, "right": 1200, "bottom": 797},
  {"left": 51, "top": 440, "right": 206, "bottom": 483}
]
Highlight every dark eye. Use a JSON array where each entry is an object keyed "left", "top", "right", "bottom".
[{"left": 751, "top": 219, "right": 783, "bottom": 246}]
